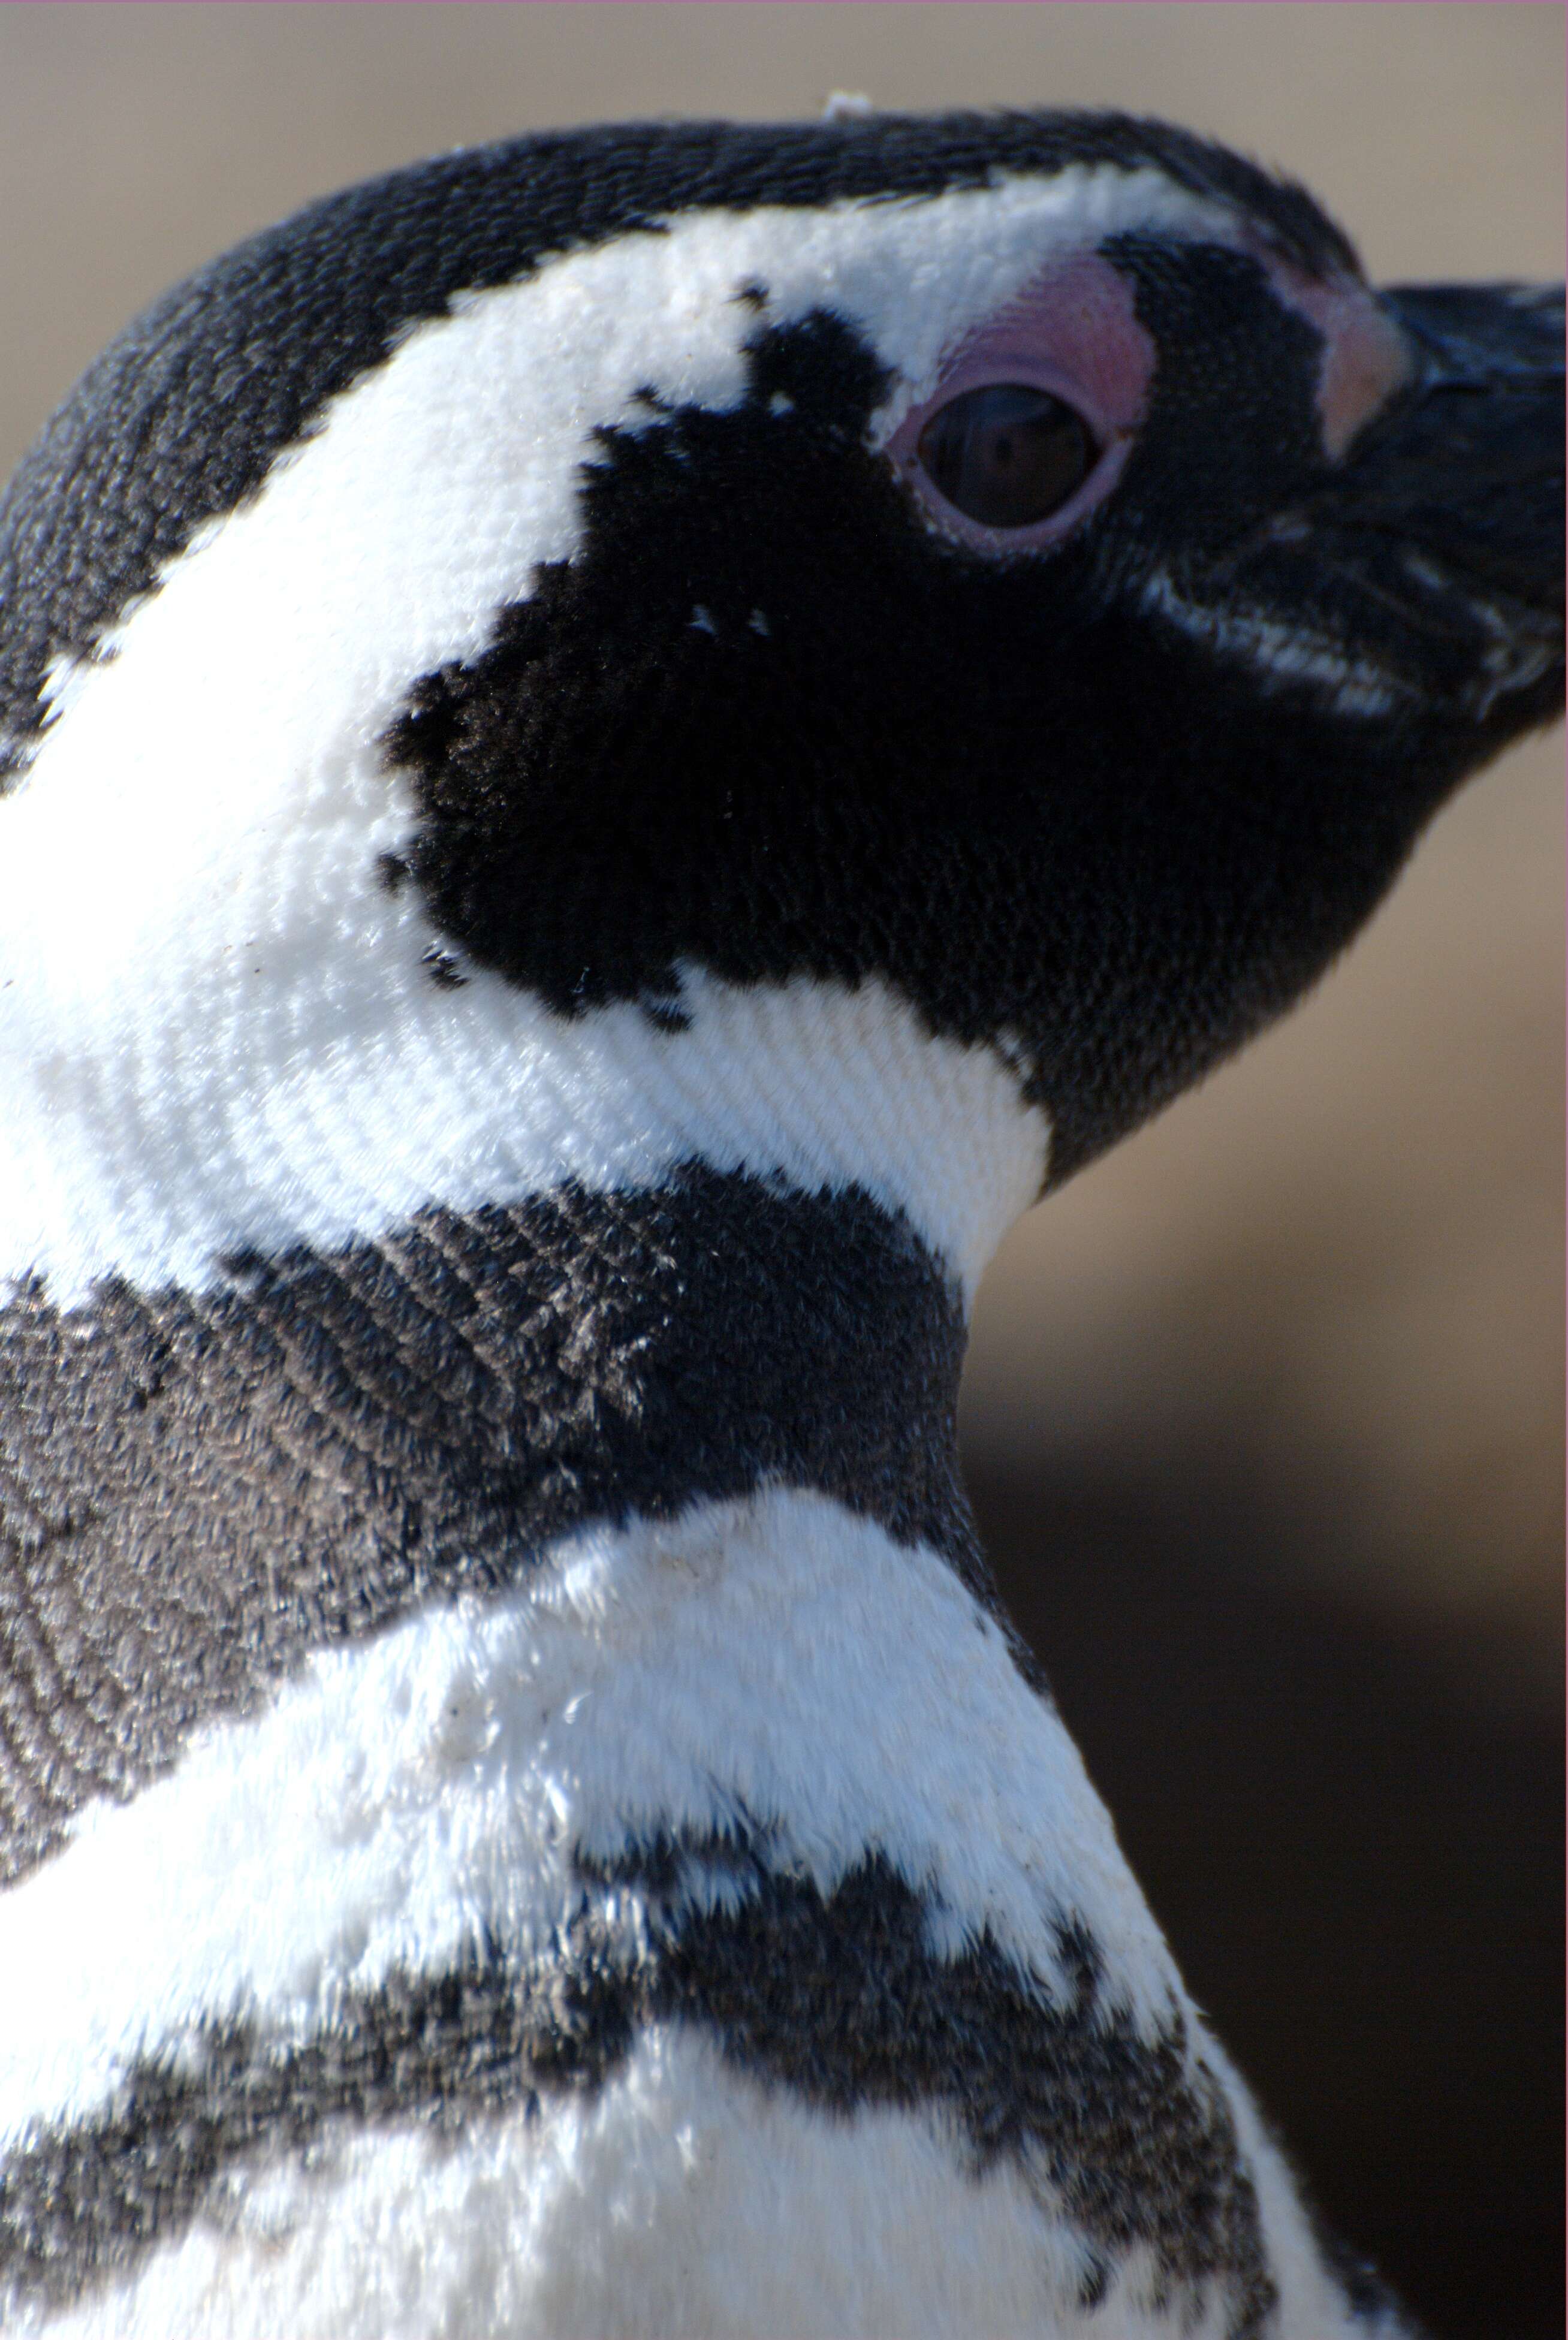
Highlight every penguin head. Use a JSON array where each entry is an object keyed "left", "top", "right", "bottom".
[{"left": 1, "top": 111, "right": 1560, "bottom": 1291}]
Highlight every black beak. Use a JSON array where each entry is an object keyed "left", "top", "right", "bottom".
[
  {"left": 1370, "top": 281, "right": 1564, "bottom": 617},
  {"left": 1383, "top": 280, "right": 1564, "bottom": 393},
  {"left": 1298, "top": 280, "right": 1566, "bottom": 731}
]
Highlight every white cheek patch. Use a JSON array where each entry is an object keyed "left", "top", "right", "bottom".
[
  {"left": 0, "top": 166, "right": 1239, "bottom": 1307},
  {"left": 0, "top": 1488, "right": 1178, "bottom": 2150}
]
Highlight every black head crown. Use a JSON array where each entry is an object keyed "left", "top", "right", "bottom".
[{"left": 2, "top": 111, "right": 1561, "bottom": 1181}]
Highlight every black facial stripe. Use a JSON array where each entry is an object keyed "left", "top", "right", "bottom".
[
  {"left": 0, "top": 1170, "right": 1013, "bottom": 1887},
  {"left": 383, "top": 311, "right": 1451, "bottom": 1181},
  {"left": 0, "top": 1845, "right": 1277, "bottom": 2339},
  {"left": 0, "top": 109, "right": 1355, "bottom": 776},
  {"left": 1100, "top": 237, "right": 1329, "bottom": 547}
]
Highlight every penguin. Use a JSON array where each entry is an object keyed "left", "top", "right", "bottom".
[{"left": 0, "top": 110, "right": 1560, "bottom": 2340}]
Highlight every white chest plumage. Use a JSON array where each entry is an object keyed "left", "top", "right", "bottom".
[{"left": 10, "top": 1495, "right": 1361, "bottom": 2340}]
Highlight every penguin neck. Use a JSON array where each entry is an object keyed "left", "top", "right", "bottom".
[
  {"left": 0, "top": 974, "right": 1051, "bottom": 1879},
  {"left": 2, "top": 620, "right": 1050, "bottom": 1325},
  {"left": 4, "top": 955, "right": 1049, "bottom": 1325},
  {"left": 231, "top": 972, "right": 1049, "bottom": 1588}
]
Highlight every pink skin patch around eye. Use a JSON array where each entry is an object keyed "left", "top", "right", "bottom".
[
  {"left": 884, "top": 252, "right": 1156, "bottom": 555},
  {"left": 886, "top": 239, "right": 1413, "bottom": 555},
  {"left": 1253, "top": 249, "right": 1413, "bottom": 459}
]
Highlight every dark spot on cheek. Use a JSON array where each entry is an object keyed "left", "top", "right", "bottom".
[
  {"left": 640, "top": 998, "right": 691, "bottom": 1034},
  {"left": 1078, "top": 2253, "right": 1111, "bottom": 2310},
  {"left": 743, "top": 309, "right": 892, "bottom": 433},
  {"left": 734, "top": 279, "right": 770, "bottom": 313},
  {"left": 421, "top": 945, "right": 467, "bottom": 989},
  {"left": 388, "top": 665, "right": 466, "bottom": 773},
  {"left": 381, "top": 846, "right": 469, "bottom": 989}
]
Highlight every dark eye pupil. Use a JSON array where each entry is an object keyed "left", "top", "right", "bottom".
[{"left": 916, "top": 384, "right": 1098, "bottom": 529}]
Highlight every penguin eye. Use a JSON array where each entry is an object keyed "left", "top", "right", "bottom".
[{"left": 916, "top": 383, "right": 1100, "bottom": 529}]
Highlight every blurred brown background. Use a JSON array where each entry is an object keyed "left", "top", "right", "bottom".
[{"left": 1, "top": 8, "right": 1560, "bottom": 2333}]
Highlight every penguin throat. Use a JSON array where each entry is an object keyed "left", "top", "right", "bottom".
[
  {"left": 0, "top": 968, "right": 1048, "bottom": 1314},
  {"left": 0, "top": 1162, "right": 997, "bottom": 1883}
]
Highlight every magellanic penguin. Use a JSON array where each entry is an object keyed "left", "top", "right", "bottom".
[{"left": 0, "top": 111, "right": 1561, "bottom": 2340}]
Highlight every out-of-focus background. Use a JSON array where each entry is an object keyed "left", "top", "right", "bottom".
[{"left": 1, "top": 7, "right": 1559, "bottom": 2332}]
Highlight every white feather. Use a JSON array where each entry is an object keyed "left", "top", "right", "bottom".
[
  {"left": 22, "top": 2026, "right": 1387, "bottom": 2340},
  {"left": 0, "top": 1488, "right": 1178, "bottom": 2150},
  {"left": 18, "top": 2030, "right": 1175, "bottom": 2340}
]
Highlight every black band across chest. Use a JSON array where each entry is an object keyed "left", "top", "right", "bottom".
[{"left": 0, "top": 1166, "right": 983, "bottom": 1881}]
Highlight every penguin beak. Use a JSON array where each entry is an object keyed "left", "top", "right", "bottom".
[
  {"left": 1381, "top": 279, "right": 1564, "bottom": 396},
  {"left": 1367, "top": 281, "right": 1565, "bottom": 618},
  {"left": 1281, "top": 279, "right": 1565, "bottom": 726}
]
